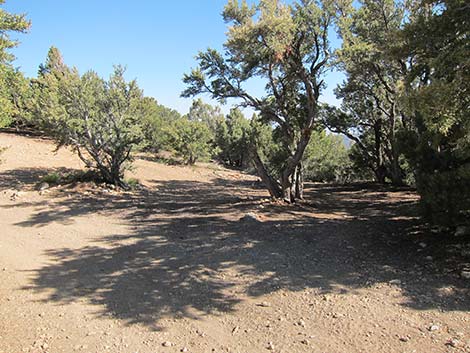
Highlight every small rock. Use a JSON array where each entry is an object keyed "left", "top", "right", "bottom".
[
  {"left": 418, "top": 242, "right": 427, "bottom": 248},
  {"left": 460, "top": 270, "right": 470, "bottom": 280},
  {"left": 399, "top": 336, "right": 410, "bottom": 342},
  {"left": 425, "top": 256, "right": 433, "bottom": 261},
  {"left": 257, "top": 301, "right": 271, "bottom": 307},
  {"left": 300, "top": 339, "right": 309, "bottom": 345},
  {"left": 446, "top": 338, "right": 459, "bottom": 347},
  {"left": 429, "top": 324, "right": 440, "bottom": 332},
  {"left": 162, "top": 341, "right": 173, "bottom": 347},
  {"left": 181, "top": 348, "right": 189, "bottom": 352},
  {"left": 196, "top": 330, "right": 206, "bottom": 337},
  {"left": 232, "top": 326, "right": 240, "bottom": 334},
  {"left": 241, "top": 212, "right": 260, "bottom": 222},
  {"left": 389, "top": 279, "right": 402, "bottom": 285},
  {"left": 267, "top": 342, "right": 275, "bottom": 350},
  {"left": 38, "top": 182, "right": 50, "bottom": 191}
]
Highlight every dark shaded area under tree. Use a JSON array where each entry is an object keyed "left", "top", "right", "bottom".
[{"left": 1, "top": 166, "right": 468, "bottom": 330}]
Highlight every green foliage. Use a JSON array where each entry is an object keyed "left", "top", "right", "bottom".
[
  {"left": 41, "top": 172, "right": 61, "bottom": 185},
  {"left": 35, "top": 47, "right": 146, "bottom": 188},
  {"left": 125, "top": 177, "right": 141, "bottom": 189},
  {"left": 215, "top": 108, "right": 251, "bottom": 167},
  {"left": 399, "top": 0, "right": 470, "bottom": 227},
  {"left": 139, "top": 97, "right": 181, "bottom": 152},
  {"left": 0, "top": 1, "right": 30, "bottom": 64},
  {"left": 0, "top": 64, "right": 33, "bottom": 128},
  {"left": 303, "top": 130, "right": 352, "bottom": 183},
  {"left": 183, "top": 0, "right": 337, "bottom": 201},
  {"left": 146, "top": 99, "right": 223, "bottom": 165},
  {"left": 0, "top": 2, "right": 31, "bottom": 128},
  {"left": 187, "top": 98, "right": 223, "bottom": 137},
  {"left": 331, "top": 0, "right": 409, "bottom": 186},
  {"left": 164, "top": 116, "right": 213, "bottom": 165}
]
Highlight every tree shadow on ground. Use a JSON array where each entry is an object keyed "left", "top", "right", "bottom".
[
  {"left": 0, "top": 167, "right": 79, "bottom": 191},
  {"left": 9, "top": 173, "right": 470, "bottom": 330}
]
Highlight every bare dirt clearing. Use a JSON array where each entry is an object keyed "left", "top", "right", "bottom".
[{"left": 0, "top": 132, "right": 469, "bottom": 353}]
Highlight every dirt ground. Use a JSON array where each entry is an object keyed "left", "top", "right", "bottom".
[{"left": 0, "top": 132, "right": 469, "bottom": 353}]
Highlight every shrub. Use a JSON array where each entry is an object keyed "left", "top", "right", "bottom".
[
  {"left": 35, "top": 49, "right": 146, "bottom": 188},
  {"left": 41, "top": 172, "right": 61, "bottom": 185},
  {"left": 303, "top": 130, "right": 352, "bottom": 183},
  {"left": 164, "top": 117, "right": 213, "bottom": 165}
]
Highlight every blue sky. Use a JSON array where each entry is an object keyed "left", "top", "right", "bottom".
[{"left": 4, "top": 0, "right": 343, "bottom": 115}]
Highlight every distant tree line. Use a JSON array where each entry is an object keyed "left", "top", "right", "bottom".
[{"left": 0, "top": 0, "right": 468, "bottom": 229}]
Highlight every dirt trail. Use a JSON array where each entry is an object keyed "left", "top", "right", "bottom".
[{"left": 0, "top": 132, "right": 469, "bottom": 353}]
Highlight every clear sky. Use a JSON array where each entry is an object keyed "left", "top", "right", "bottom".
[{"left": 4, "top": 0, "right": 343, "bottom": 115}]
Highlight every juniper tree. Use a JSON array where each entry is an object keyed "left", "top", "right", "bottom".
[
  {"left": 399, "top": 0, "right": 470, "bottom": 226},
  {"left": 328, "top": 0, "right": 411, "bottom": 185},
  {"left": 182, "top": 0, "right": 338, "bottom": 202},
  {"left": 216, "top": 107, "right": 251, "bottom": 167},
  {"left": 35, "top": 48, "right": 146, "bottom": 187},
  {"left": 0, "top": 0, "right": 30, "bottom": 128},
  {"left": 164, "top": 115, "right": 213, "bottom": 165}
]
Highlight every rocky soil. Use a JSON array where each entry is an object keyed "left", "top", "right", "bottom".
[{"left": 0, "top": 132, "right": 469, "bottom": 353}]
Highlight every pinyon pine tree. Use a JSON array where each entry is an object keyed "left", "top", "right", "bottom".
[
  {"left": 35, "top": 48, "right": 146, "bottom": 188},
  {"left": 183, "top": 0, "right": 339, "bottom": 202}
]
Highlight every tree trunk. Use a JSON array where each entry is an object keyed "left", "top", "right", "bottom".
[
  {"left": 294, "top": 162, "right": 304, "bottom": 200},
  {"left": 374, "top": 165, "right": 387, "bottom": 184},
  {"left": 250, "top": 148, "right": 282, "bottom": 199},
  {"left": 280, "top": 174, "right": 294, "bottom": 203},
  {"left": 278, "top": 127, "right": 313, "bottom": 203},
  {"left": 389, "top": 105, "right": 404, "bottom": 186}
]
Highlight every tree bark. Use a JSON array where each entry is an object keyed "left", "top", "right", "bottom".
[
  {"left": 250, "top": 147, "right": 282, "bottom": 199},
  {"left": 388, "top": 110, "right": 404, "bottom": 186},
  {"left": 295, "top": 162, "right": 304, "bottom": 200},
  {"left": 374, "top": 165, "right": 387, "bottom": 184}
]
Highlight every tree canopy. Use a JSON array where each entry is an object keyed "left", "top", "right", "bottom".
[{"left": 183, "top": 0, "right": 339, "bottom": 202}]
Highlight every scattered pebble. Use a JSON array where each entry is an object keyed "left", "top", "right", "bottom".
[
  {"left": 460, "top": 270, "right": 470, "bottom": 279},
  {"left": 429, "top": 324, "right": 440, "bottom": 332},
  {"left": 241, "top": 212, "right": 260, "bottom": 222},
  {"left": 162, "top": 341, "right": 173, "bottom": 347},
  {"left": 38, "top": 182, "right": 50, "bottom": 191},
  {"left": 446, "top": 338, "right": 459, "bottom": 347}
]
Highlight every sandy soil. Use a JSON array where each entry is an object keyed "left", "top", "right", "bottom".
[{"left": 0, "top": 132, "right": 469, "bottom": 353}]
